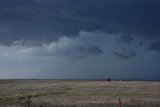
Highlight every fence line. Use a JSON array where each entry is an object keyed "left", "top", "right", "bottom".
[
  {"left": 118, "top": 98, "right": 122, "bottom": 107},
  {"left": 27, "top": 95, "right": 31, "bottom": 107}
]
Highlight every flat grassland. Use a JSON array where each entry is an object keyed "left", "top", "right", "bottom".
[{"left": 0, "top": 80, "right": 160, "bottom": 107}]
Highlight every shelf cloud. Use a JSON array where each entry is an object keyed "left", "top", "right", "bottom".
[{"left": 0, "top": 0, "right": 160, "bottom": 79}]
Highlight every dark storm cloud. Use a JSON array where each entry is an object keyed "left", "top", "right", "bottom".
[
  {"left": 0, "top": 33, "right": 103, "bottom": 60},
  {"left": 0, "top": 0, "right": 160, "bottom": 45},
  {"left": 114, "top": 51, "right": 137, "bottom": 59},
  {"left": 0, "top": 31, "right": 160, "bottom": 80},
  {"left": 148, "top": 42, "right": 160, "bottom": 53},
  {"left": 79, "top": 46, "right": 103, "bottom": 55},
  {"left": 118, "top": 34, "right": 134, "bottom": 44},
  {"left": 0, "top": 0, "right": 160, "bottom": 80}
]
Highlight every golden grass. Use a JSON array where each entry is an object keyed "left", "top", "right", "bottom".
[{"left": 0, "top": 80, "right": 160, "bottom": 107}]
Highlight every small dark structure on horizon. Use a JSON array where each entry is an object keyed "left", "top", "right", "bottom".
[{"left": 107, "top": 78, "right": 112, "bottom": 81}]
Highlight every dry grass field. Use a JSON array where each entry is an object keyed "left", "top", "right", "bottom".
[{"left": 0, "top": 80, "right": 160, "bottom": 107}]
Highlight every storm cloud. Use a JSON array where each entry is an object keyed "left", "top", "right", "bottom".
[
  {"left": 0, "top": 0, "right": 160, "bottom": 45},
  {"left": 114, "top": 51, "right": 137, "bottom": 59},
  {"left": 0, "top": 0, "right": 160, "bottom": 79},
  {"left": 118, "top": 34, "right": 134, "bottom": 44},
  {"left": 0, "top": 34, "right": 103, "bottom": 60},
  {"left": 148, "top": 42, "right": 160, "bottom": 53}
]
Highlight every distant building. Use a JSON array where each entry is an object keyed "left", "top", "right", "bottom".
[{"left": 107, "top": 78, "right": 112, "bottom": 81}]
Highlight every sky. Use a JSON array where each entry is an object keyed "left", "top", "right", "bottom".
[{"left": 0, "top": 0, "right": 160, "bottom": 80}]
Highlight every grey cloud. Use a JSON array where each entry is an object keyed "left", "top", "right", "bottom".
[
  {"left": 0, "top": 0, "right": 160, "bottom": 46},
  {"left": 0, "top": 31, "right": 160, "bottom": 80},
  {"left": 139, "top": 41, "right": 147, "bottom": 46},
  {"left": 79, "top": 46, "right": 103, "bottom": 54},
  {"left": 0, "top": 33, "right": 103, "bottom": 60},
  {"left": 118, "top": 34, "right": 134, "bottom": 44},
  {"left": 0, "top": 6, "right": 100, "bottom": 46},
  {"left": 114, "top": 51, "right": 137, "bottom": 59},
  {"left": 86, "top": 46, "right": 103, "bottom": 54},
  {"left": 148, "top": 42, "right": 160, "bottom": 53}
]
